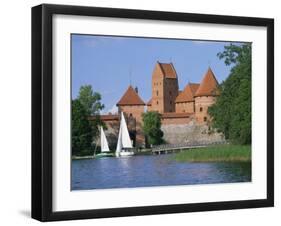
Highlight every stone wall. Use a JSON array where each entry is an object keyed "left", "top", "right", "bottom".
[
  {"left": 161, "top": 120, "right": 224, "bottom": 144},
  {"left": 103, "top": 120, "right": 119, "bottom": 149},
  {"left": 103, "top": 116, "right": 145, "bottom": 148},
  {"left": 97, "top": 114, "right": 224, "bottom": 148}
]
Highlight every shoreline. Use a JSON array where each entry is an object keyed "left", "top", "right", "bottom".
[
  {"left": 72, "top": 148, "right": 153, "bottom": 160},
  {"left": 72, "top": 145, "right": 251, "bottom": 163},
  {"left": 72, "top": 155, "right": 95, "bottom": 160}
]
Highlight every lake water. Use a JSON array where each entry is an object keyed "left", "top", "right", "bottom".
[{"left": 71, "top": 154, "right": 251, "bottom": 190}]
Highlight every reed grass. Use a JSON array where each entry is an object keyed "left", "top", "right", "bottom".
[{"left": 174, "top": 144, "right": 251, "bottom": 162}]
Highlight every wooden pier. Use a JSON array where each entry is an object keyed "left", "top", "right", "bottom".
[{"left": 151, "top": 141, "right": 226, "bottom": 155}]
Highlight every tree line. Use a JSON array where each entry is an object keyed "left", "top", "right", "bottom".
[
  {"left": 72, "top": 85, "right": 104, "bottom": 156},
  {"left": 209, "top": 43, "right": 251, "bottom": 145}
]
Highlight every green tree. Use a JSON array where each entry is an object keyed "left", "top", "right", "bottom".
[
  {"left": 208, "top": 44, "right": 251, "bottom": 144},
  {"left": 77, "top": 85, "right": 105, "bottom": 141},
  {"left": 78, "top": 85, "right": 104, "bottom": 115},
  {"left": 142, "top": 111, "right": 164, "bottom": 145},
  {"left": 72, "top": 99, "right": 93, "bottom": 156}
]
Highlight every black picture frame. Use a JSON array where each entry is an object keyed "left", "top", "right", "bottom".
[{"left": 32, "top": 4, "right": 274, "bottom": 222}]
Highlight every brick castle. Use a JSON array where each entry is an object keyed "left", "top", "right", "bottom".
[{"left": 89, "top": 61, "right": 220, "bottom": 147}]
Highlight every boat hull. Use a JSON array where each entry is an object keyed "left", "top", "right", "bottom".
[
  {"left": 116, "top": 150, "right": 135, "bottom": 157},
  {"left": 95, "top": 152, "right": 115, "bottom": 158}
]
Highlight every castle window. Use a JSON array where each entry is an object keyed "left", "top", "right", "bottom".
[
  {"left": 200, "top": 107, "right": 203, "bottom": 112},
  {"left": 156, "top": 101, "right": 158, "bottom": 105},
  {"left": 170, "top": 101, "right": 172, "bottom": 105},
  {"left": 169, "top": 91, "right": 172, "bottom": 96},
  {"left": 129, "top": 113, "right": 133, "bottom": 117},
  {"left": 204, "top": 117, "right": 207, "bottom": 122},
  {"left": 156, "top": 90, "right": 158, "bottom": 96}
]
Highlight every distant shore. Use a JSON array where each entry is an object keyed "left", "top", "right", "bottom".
[
  {"left": 72, "top": 155, "right": 94, "bottom": 160},
  {"left": 173, "top": 145, "right": 251, "bottom": 162},
  {"left": 72, "top": 148, "right": 152, "bottom": 160}
]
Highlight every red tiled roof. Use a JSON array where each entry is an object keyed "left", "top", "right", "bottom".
[
  {"left": 158, "top": 62, "right": 177, "bottom": 79},
  {"left": 175, "top": 83, "right": 200, "bottom": 103},
  {"left": 189, "top": 83, "right": 200, "bottom": 94},
  {"left": 161, "top": 112, "right": 192, "bottom": 118},
  {"left": 195, "top": 67, "right": 219, "bottom": 97},
  {"left": 117, "top": 86, "right": 145, "bottom": 106}
]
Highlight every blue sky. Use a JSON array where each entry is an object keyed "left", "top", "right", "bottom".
[{"left": 72, "top": 34, "right": 239, "bottom": 113}]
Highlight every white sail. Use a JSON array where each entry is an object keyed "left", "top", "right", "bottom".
[
  {"left": 100, "top": 126, "right": 110, "bottom": 152},
  {"left": 120, "top": 112, "right": 133, "bottom": 148},
  {"left": 116, "top": 112, "right": 132, "bottom": 154}
]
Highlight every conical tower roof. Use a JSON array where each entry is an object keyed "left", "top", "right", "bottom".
[
  {"left": 117, "top": 86, "right": 145, "bottom": 106},
  {"left": 195, "top": 67, "right": 219, "bottom": 97},
  {"left": 175, "top": 83, "right": 199, "bottom": 103}
]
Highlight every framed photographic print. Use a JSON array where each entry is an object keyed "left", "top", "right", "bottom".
[{"left": 32, "top": 4, "right": 274, "bottom": 221}]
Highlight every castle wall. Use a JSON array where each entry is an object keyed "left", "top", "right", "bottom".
[
  {"left": 100, "top": 118, "right": 119, "bottom": 149},
  {"left": 161, "top": 121, "right": 225, "bottom": 144},
  {"left": 96, "top": 95, "right": 218, "bottom": 148},
  {"left": 97, "top": 116, "right": 145, "bottom": 148},
  {"left": 194, "top": 96, "right": 216, "bottom": 123},
  {"left": 161, "top": 114, "right": 192, "bottom": 125},
  {"left": 101, "top": 115, "right": 224, "bottom": 148},
  {"left": 175, "top": 101, "right": 195, "bottom": 113}
]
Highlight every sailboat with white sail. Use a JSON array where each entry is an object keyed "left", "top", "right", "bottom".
[
  {"left": 115, "top": 112, "right": 135, "bottom": 157},
  {"left": 94, "top": 126, "right": 115, "bottom": 158}
]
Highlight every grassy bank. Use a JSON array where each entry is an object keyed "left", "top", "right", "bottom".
[{"left": 173, "top": 145, "right": 251, "bottom": 162}]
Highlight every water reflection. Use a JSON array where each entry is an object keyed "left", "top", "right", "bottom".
[{"left": 72, "top": 154, "right": 251, "bottom": 190}]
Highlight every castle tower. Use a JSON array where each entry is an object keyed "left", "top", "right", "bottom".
[
  {"left": 116, "top": 85, "right": 146, "bottom": 147},
  {"left": 194, "top": 67, "right": 219, "bottom": 123},
  {"left": 149, "top": 61, "right": 179, "bottom": 113},
  {"left": 175, "top": 83, "right": 200, "bottom": 113}
]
